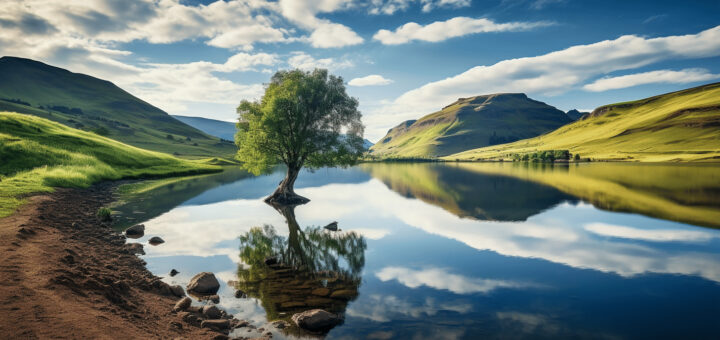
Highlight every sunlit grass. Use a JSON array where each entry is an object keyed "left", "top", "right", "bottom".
[{"left": 0, "top": 112, "right": 220, "bottom": 217}]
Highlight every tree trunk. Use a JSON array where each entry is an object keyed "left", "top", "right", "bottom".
[{"left": 265, "top": 165, "right": 310, "bottom": 205}]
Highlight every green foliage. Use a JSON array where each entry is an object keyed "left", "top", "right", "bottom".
[
  {"left": 97, "top": 207, "right": 112, "bottom": 221},
  {"left": 510, "top": 150, "right": 571, "bottom": 162},
  {"left": 235, "top": 69, "right": 364, "bottom": 175},
  {"left": 0, "top": 112, "right": 220, "bottom": 218}
]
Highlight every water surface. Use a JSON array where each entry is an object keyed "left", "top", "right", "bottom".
[{"left": 113, "top": 162, "right": 720, "bottom": 339}]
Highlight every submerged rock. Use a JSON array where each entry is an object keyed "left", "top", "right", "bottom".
[
  {"left": 187, "top": 272, "right": 220, "bottom": 295},
  {"left": 124, "top": 224, "right": 145, "bottom": 238},
  {"left": 148, "top": 236, "right": 165, "bottom": 245},
  {"left": 291, "top": 309, "right": 343, "bottom": 332}
]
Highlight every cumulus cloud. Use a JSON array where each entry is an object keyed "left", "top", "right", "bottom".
[
  {"left": 373, "top": 17, "right": 552, "bottom": 45},
  {"left": 582, "top": 68, "right": 720, "bottom": 92},
  {"left": 365, "top": 25, "right": 720, "bottom": 139},
  {"left": 349, "top": 75, "right": 394, "bottom": 86},
  {"left": 369, "top": 0, "right": 471, "bottom": 15},
  {"left": 376, "top": 267, "right": 534, "bottom": 294},
  {"left": 287, "top": 52, "right": 354, "bottom": 71},
  {"left": 278, "top": 0, "right": 363, "bottom": 48}
]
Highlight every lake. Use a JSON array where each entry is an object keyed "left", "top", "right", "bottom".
[{"left": 111, "top": 162, "right": 720, "bottom": 339}]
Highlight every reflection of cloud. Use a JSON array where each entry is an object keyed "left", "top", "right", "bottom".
[
  {"left": 376, "top": 267, "right": 533, "bottom": 294},
  {"left": 350, "top": 228, "right": 391, "bottom": 240},
  {"left": 302, "top": 179, "right": 720, "bottom": 283},
  {"left": 347, "top": 295, "right": 471, "bottom": 322},
  {"left": 584, "top": 223, "right": 717, "bottom": 242},
  {"left": 496, "top": 312, "right": 559, "bottom": 334}
]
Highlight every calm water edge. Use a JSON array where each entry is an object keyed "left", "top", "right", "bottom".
[{"left": 112, "top": 162, "right": 720, "bottom": 340}]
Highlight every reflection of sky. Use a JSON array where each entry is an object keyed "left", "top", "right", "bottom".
[{"left": 131, "top": 166, "right": 720, "bottom": 339}]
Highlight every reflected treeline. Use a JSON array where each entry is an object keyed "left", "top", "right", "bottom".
[
  {"left": 235, "top": 205, "right": 366, "bottom": 335},
  {"left": 111, "top": 168, "right": 251, "bottom": 229},
  {"left": 362, "top": 162, "right": 577, "bottom": 221},
  {"left": 363, "top": 162, "right": 720, "bottom": 229}
]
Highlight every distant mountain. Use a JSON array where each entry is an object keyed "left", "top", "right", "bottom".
[
  {"left": 566, "top": 109, "right": 588, "bottom": 120},
  {"left": 174, "top": 114, "right": 374, "bottom": 150},
  {"left": 0, "top": 56, "right": 235, "bottom": 158},
  {"left": 173, "top": 115, "right": 237, "bottom": 141},
  {"left": 450, "top": 82, "right": 720, "bottom": 162},
  {"left": 369, "top": 93, "right": 573, "bottom": 158}
]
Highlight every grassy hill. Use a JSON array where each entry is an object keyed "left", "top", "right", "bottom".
[
  {"left": 0, "top": 56, "right": 235, "bottom": 159},
  {"left": 0, "top": 112, "right": 220, "bottom": 218},
  {"left": 449, "top": 83, "right": 720, "bottom": 162},
  {"left": 368, "top": 93, "right": 573, "bottom": 158}
]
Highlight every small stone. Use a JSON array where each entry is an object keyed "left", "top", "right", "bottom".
[
  {"left": 148, "top": 236, "right": 165, "bottom": 245},
  {"left": 169, "top": 269, "right": 179, "bottom": 276},
  {"left": 173, "top": 297, "right": 191, "bottom": 312},
  {"left": 202, "top": 305, "right": 222, "bottom": 319},
  {"left": 200, "top": 319, "right": 230, "bottom": 332},
  {"left": 324, "top": 221, "right": 338, "bottom": 231},
  {"left": 234, "top": 289, "right": 245, "bottom": 298},
  {"left": 125, "top": 224, "right": 145, "bottom": 238},
  {"left": 168, "top": 321, "right": 183, "bottom": 330},
  {"left": 271, "top": 320, "right": 289, "bottom": 329},
  {"left": 291, "top": 309, "right": 342, "bottom": 332}
]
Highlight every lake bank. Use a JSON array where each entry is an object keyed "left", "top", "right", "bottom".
[{"left": 0, "top": 182, "right": 230, "bottom": 339}]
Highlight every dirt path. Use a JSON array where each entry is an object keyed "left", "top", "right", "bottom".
[{"left": 0, "top": 183, "right": 222, "bottom": 339}]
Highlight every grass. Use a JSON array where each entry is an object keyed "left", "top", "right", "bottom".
[
  {"left": 0, "top": 112, "right": 221, "bottom": 218},
  {"left": 369, "top": 93, "right": 571, "bottom": 158},
  {"left": 447, "top": 82, "right": 720, "bottom": 162},
  {"left": 0, "top": 56, "right": 236, "bottom": 159}
]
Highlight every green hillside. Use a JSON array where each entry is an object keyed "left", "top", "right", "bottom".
[
  {"left": 0, "top": 112, "right": 220, "bottom": 218},
  {"left": 448, "top": 82, "right": 720, "bottom": 162},
  {"left": 0, "top": 56, "right": 235, "bottom": 158},
  {"left": 368, "top": 93, "right": 573, "bottom": 158}
]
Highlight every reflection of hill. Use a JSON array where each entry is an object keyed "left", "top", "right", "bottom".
[
  {"left": 362, "top": 163, "right": 576, "bottom": 221},
  {"left": 236, "top": 206, "right": 366, "bottom": 335},
  {"left": 457, "top": 162, "right": 720, "bottom": 229},
  {"left": 111, "top": 168, "right": 250, "bottom": 229}
]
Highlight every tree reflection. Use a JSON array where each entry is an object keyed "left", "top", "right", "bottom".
[{"left": 235, "top": 204, "right": 366, "bottom": 334}]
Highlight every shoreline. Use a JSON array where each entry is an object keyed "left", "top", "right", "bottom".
[{"left": 0, "top": 182, "right": 227, "bottom": 339}]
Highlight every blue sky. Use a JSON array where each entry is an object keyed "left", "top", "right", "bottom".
[{"left": 1, "top": 0, "right": 719, "bottom": 141}]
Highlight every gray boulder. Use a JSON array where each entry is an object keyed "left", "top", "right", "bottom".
[
  {"left": 124, "top": 224, "right": 145, "bottom": 238},
  {"left": 186, "top": 272, "right": 220, "bottom": 295},
  {"left": 148, "top": 236, "right": 165, "bottom": 245},
  {"left": 291, "top": 309, "right": 343, "bottom": 332}
]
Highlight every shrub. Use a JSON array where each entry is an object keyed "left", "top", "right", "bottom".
[{"left": 97, "top": 207, "right": 112, "bottom": 221}]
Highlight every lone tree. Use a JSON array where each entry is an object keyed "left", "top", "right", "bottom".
[{"left": 235, "top": 69, "right": 364, "bottom": 205}]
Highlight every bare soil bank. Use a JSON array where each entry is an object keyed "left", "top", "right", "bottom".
[{"left": 0, "top": 183, "right": 222, "bottom": 339}]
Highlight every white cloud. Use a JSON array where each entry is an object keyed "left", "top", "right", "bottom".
[
  {"left": 365, "top": 25, "right": 720, "bottom": 140},
  {"left": 278, "top": 0, "right": 363, "bottom": 48},
  {"left": 369, "top": 0, "right": 471, "bottom": 15},
  {"left": 583, "top": 68, "right": 720, "bottom": 92},
  {"left": 376, "top": 267, "right": 534, "bottom": 294},
  {"left": 287, "top": 51, "right": 353, "bottom": 71},
  {"left": 584, "top": 223, "right": 717, "bottom": 242},
  {"left": 349, "top": 74, "right": 394, "bottom": 86},
  {"left": 373, "top": 17, "right": 553, "bottom": 45}
]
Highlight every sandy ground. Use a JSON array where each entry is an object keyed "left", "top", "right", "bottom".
[{"left": 0, "top": 183, "right": 224, "bottom": 339}]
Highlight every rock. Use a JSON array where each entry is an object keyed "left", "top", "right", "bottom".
[
  {"left": 211, "top": 335, "right": 229, "bottom": 340},
  {"left": 202, "top": 305, "right": 222, "bottom": 319},
  {"left": 124, "top": 224, "right": 145, "bottom": 238},
  {"left": 187, "top": 306, "right": 202, "bottom": 313},
  {"left": 264, "top": 257, "right": 277, "bottom": 265},
  {"left": 200, "top": 319, "right": 230, "bottom": 332},
  {"left": 187, "top": 272, "right": 220, "bottom": 295},
  {"left": 330, "top": 289, "right": 357, "bottom": 300},
  {"left": 170, "top": 285, "right": 185, "bottom": 297},
  {"left": 291, "top": 309, "right": 343, "bottom": 332},
  {"left": 148, "top": 236, "right": 165, "bottom": 245},
  {"left": 169, "top": 269, "right": 179, "bottom": 277},
  {"left": 271, "top": 320, "right": 289, "bottom": 329},
  {"left": 323, "top": 221, "right": 338, "bottom": 231},
  {"left": 280, "top": 301, "right": 306, "bottom": 308},
  {"left": 180, "top": 312, "right": 201, "bottom": 327},
  {"left": 169, "top": 321, "right": 183, "bottom": 330},
  {"left": 173, "top": 297, "right": 192, "bottom": 312},
  {"left": 310, "top": 287, "right": 330, "bottom": 296},
  {"left": 231, "top": 319, "right": 250, "bottom": 328},
  {"left": 125, "top": 243, "right": 145, "bottom": 255},
  {"left": 234, "top": 289, "right": 245, "bottom": 298}
]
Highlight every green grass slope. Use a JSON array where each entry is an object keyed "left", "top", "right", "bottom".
[
  {"left": 0, "top": 56, "right": 235, "bottom": 158},
  {"left": 448, "top": 83, "right": 720, "bottom": 162},
  {"left": 368, "top": 93, "right": 573, "bottom": 158},
  {"left": 0, "top": 112, "right": 220, "bottom": 218}
]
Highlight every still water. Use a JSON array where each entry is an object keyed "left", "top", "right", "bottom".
[{"left": 112, "top": 162, "right": 720, "bottom": 339}]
